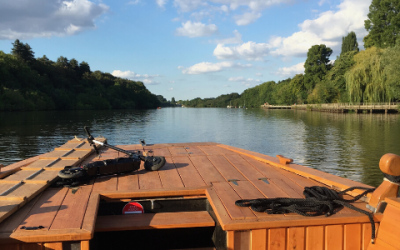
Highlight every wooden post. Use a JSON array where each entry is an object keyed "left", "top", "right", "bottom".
[{"left": 367, "top": 153, "right": 400, "bottom": 213}]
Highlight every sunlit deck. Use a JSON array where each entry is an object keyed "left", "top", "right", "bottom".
[{"left": 0, "top": 140, "right": 397, "bottom": 250}]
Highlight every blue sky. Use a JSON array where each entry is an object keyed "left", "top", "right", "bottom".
[{"left": 0, "top": 0, "right": 371, "bottom": 101}]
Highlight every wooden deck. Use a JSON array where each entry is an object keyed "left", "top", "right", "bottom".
[{"left": 0, "top": 141, "right": 392, "bottom": 250}]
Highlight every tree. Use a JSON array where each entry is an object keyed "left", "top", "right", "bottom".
[
  {"left": 364, "top": 0, "right": 400, "bottom": 48},
  {"left": 56, "top": 56, "right": 69, "bottom": 68},
  {"left": 37, "top": 55, "right": 52, "bottom": 65},
  {"left": 171, "top": 97, "right": 176, "bottom": 105},
  {"left": 69, "top": 58, "right": 79, "bottom": 71},
  {"left": 79, "top": 61, "right": 91, "bottom": 75},
  {"left": 304, "top": 44, "right": 333, "bottom": 91},
  {"left": 11, "top": 39, "right": 35, "bottom": 63},
  {"left": 341, "top": 32, "right": 359, "bottom": 55}
]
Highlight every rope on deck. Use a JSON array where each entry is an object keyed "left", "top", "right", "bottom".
[{"left": 235, "top": 186, "right": 376, "bottom": 243}]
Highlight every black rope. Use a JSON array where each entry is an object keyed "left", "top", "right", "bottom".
[
  {"left": 235, "top": 186, "right": 376, "bottom": 243},
  {"left": 383, "top": 173, "right": 400, "bottom": 184}
]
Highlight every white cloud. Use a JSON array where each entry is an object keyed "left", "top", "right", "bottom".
[
  {"left": 168, "top": 88, "right": 174, "bottom": 91},
  {"left": 228, "top": 77, "right": 261, "bottom": 84},
  {"left": 213, "top": 41, "right": 269, "bottom": 61},
  {"left": 172, "top": 17, "right": 180, "bottom": 22},
  {"left": 234, "top": 12, "right": 261, "bottom": 26},
  {"left": 255, "top": 73, "right": 263, "bottom": 76},
  {"left": 220, "top": 5, "right": 229, "bottom": 12},
  {"left": 191, "top": 11, "right": 212, "bottom": 20},
  {"left": 142, "top": 79, "right": 161, "bottom": 85},
  {"left": 214, "top": 30, "right": 242, "bottom": 44},
  {"left": 156, "top": 0, "right": 168, "bottom": 8},
  {"left": 275, "top": 62, "right": 304, "bottom": 77},
  {"left": 173, "top": 0, "right": 208, "bottom": 12},
  {"left": 269, "top": 0, "right": 370, "bottom": 57},
  {"left": 176, "top": 21, "right": 218, "bottom": 37},
  {"left": 180, "top": 61, "right": 251, "bottom": 74},
  {"left": 128, "top": 0, "right": 140, "bottom": 5},
  {"left": 112, "top": 70, "right": 160, "bottom": 81},
  {"left": 0, "top": 0, "right": 109, "bottom": 40}
]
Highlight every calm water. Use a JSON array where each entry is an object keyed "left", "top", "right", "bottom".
[{"left": 1, "top": 108, "right": 399, "bottom": 187}]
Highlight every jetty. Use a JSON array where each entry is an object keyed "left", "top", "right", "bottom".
[
  {"left": 261, "top": 102, "right": 399, "bottom": 113},
  {"left": 0, "top": 139, "right": 399, "bottom": 250}
]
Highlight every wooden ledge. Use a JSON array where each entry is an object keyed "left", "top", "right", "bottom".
[{"left": 95, "top": 211, "right": 215, "bottom": 232}]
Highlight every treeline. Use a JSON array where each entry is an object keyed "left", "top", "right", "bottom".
[
  {"left": 180, "top": 0, "right": 400, "bottom": 108},
  {"left": 0, "top": 40, "right": 160, "bottom": 111}
]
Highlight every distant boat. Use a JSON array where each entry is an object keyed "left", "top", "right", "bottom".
[
  {"left": 157, "top": 107, "right": 161, "bottom": 109},
  {"left": 243, "top": 100, "right": 246, "bottom": 109},
  {"left": 227, "top": 101, "right": 232, "bottom": 108}
]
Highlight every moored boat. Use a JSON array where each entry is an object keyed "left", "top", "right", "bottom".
[{"left": 0, "top": 135, "right": 399, "bottom": 250}]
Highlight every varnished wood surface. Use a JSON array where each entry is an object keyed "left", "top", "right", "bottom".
[
  {"left": 0, "top": 141, "right": 385, "bottom": 246},
  {"left": 95, "top": 211, "right": 215, "bottom": 232}
]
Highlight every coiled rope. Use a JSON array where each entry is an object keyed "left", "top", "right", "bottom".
[{"left": 235, "top": 186, "right": 376, "bottom": 243}]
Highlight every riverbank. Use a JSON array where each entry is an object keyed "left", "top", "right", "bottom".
[{"left": 261, "top": 103, "right": 400, "bottom": 114}]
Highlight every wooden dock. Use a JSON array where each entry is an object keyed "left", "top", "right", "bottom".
[
  {"left": 261, "top": 103, "right": 399, "bottom": 113},
  {"left": 0, "top": 140, "right": 399, "bottom": 250}
]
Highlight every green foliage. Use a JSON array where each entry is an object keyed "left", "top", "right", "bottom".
[
  {"left": 381, "top": 39, "right": 400, "bottom": 101},
  {"left": 345, "top": 47, "right": 386, "bottom": 103},
  {"left": 364, "top": 0, "right": 400, "bottom": 48},
  {"left": 11, "top": 39, "right": 35, "bottom": 63},
  {"left": 304, "top": 44, "right": 333, "bottom": 91},
  {"left": 341, "top": 32, "right": 359, "bottom": 54},
  {"left": 0, "top": 41, "right": 160, "bottom": 111}
]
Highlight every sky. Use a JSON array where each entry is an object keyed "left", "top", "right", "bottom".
[{"left": 0, "top": 0, "right": 371, "bottom": 101}]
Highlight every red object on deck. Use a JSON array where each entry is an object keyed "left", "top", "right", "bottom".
[{"left": 122, "top": 202, "right": 144, "bottom": 214}]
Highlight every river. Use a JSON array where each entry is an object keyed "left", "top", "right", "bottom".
[{"left": 1, "top": 108, "right": 399, "bottom": 187}]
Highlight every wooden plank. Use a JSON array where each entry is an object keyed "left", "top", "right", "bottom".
[
  {"left": 168, "top": 147, "right": 188, "bottom": 156},
  {"left": 217, "top": 144, "right": 374, "bottom": 197},
  {"left": 268, "top": 228, "right": 285, "bottom": 250},
  {"left": 325, "top": 225, "right": 343, "bottom": 250},
  {"left": 92, "top": 176, "right": 118, "bottom": 192},
  {"left": 22, "top": 159, "right": 78, "bottom": 171},
  {"left": 95, "top": 211, "right": 214, "bottom": 232},
  {"left": 306, "top": 226, "right": 324, "bottom": 250},
  {"left": 374, "top": 205, "right": 400, "bottom": 248},
  {"left": 228, "top": 181, "right": 272, "bottom": 219},
  {"left": 198, "top": 145, "right": 235, "bottom": 156},
  {"left": 2, "top": 183, "right": 46, "bottom": 201},
  {"left": 227, "top": 231, "right": 235, "bottom": 250},
  {"left": 81, "top": 193, "right": 100, "bottom": 234},
  {"left": 207, "top": 155, "right": 246, "bottom": 181},
  {"left": 189, "top": 156, "right": 225, "bottom": 184},
  {"left": 205, "top": 188, "right": 232, "bottom": 227},
  {"left": 15, "top": 188, "right": 68, "bottom": 231},
  {"left": 172, "top": 156, "right": 206, "bottom": 188},
  {"left": 117, "top": 173, "right": 139, "bottom": 191},
  {"left": 367, "top": 238, "right": 400, "bottom": 250},
  {"left": 100, "top": 187, "right": 206, "bottom": 200},
  {"left": 21, "top": 243, "right": 43, "bottom": 250},
  {"left": 362, "top": 223, "right": 379, "bottom": 250},
  {"left": 225, "top": 154, "right": 265, "bottom": 181},
  {"left": 0, "top": 200, "right": 21, "bottom": 224},
  {"left": 81, "top": 241, "right": 90, "bottom": 250},
  {"left": 0, "top": 195, "right": 41, "bottom": 235},
  {"left": 50, "top": 184, "right": 93, "bottom": 230},
  {"left": 251, "top": 179, "right": 289, "bottom": 198},
  {"left": 10, "top": 228, "right": 91, "bottom": 243},
  {"left": 251, "top": 229, "right": 267, "bottom": 250},
  {"left": 344, "top": 224, "right": 361, "bottom": 250},
  {"left": 43, "top": 242, "right": 62, "bottom": 250},
  {"left": 244, "top": 157, "right": 303, "bottom": 198},
  {"left": 185, "top": 146, "right": 206, "bottom": 156},
  {"left": 0, "top": 155, "right": 41, "bottom": 174},
  {"left": 234, "top": 230, "right": 251, "bottom": 250},
  {"left": 158, "top": 157, "right": 184, "bottom": 189},
  {"left": 212, "top": 182, "right": 256, "bottom": 220},
  {"left": 3, "top": 170, "right": 59, "bottom": 184},
  {"left": 287, "top": 227, "right": 305, "bottom": 250},
  {"left": 138, "top": 170, "right": 163, "bottom": 190},
  {"left": 151, "top": 147, "right": 171, "bottom": 157}
]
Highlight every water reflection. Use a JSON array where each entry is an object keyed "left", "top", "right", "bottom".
[{"left": 1, "top": 109, "right": 399, "bottom": 187}]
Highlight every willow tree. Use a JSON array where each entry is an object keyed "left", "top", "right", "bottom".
[{"left": 344, "top": 47, "right": 387, "bottom": 103}]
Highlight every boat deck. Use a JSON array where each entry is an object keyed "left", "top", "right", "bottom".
[{"left": 0, "top": 141, "right": 384, "bottom": 249}]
